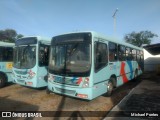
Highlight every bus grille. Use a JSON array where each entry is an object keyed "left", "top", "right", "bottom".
[{"left": 55, "top": 87, "right": 76, "bottom": 95}]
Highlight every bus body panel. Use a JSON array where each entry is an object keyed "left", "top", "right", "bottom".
[
  {"left": 36, "top": 66, "right": 48, "bottom": 87},
  {"left": 0, "top": 62, "right": 13, "bottom": 82},
  {"left": 12, "top": 66, "right": 38, "bottom": 87},
  {"left": 0, "top": 42, "right": 14, "bottom": 87}
]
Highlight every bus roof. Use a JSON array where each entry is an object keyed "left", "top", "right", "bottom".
[
  {"left": 52, "top": 31, "right": 143, "bottom": 50},
  {"left": 16, "top": 36, "right": 51, "bottom": 45},
  {"left": 0, "top": 41, "right": 15, "bottom": 47},
  {"left": 17, "top": 36, "right": 50, "bottom": 41},
  {"left": 90, "top": 31, "right": 143, "bottom": 51}
]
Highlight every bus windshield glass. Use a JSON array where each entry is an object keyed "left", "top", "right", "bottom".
[
  {"left": 13, "top": 46, "right": 36, "bottom": 69},
  {"left": 49, "top": 41, "right": 91, "bottom": 77}
]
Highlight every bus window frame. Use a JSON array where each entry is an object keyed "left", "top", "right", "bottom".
[
  {"left": 0, "top": 46, "right": 13, "bottom": 62},
  {"left": 118, "top": 45, "right": 126, "bottom": 61},
  {"left": 109, "top": 42, "right": 118, "bottom": 62},
  {"left": 94, "top": 41, "right": 108, "bottom": 73}
]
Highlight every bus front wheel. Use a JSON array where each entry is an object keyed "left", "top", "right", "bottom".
[
  {"left": 106, "top": 79, "right": 114, "bottom": 96},
  {"left": 0, "top": 74, "right": 6, "bottom": 88}
]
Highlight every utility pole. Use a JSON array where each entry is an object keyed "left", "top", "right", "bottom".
[{"left": 112, "top": 8, "right": 118, "bottom": 35}]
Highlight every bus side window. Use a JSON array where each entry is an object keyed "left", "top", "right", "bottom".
[
  {"left": 94, "top": 42, "right": 108, "bottom": 72},
  {"left": 0, "top": 47, "right": 13, "bottom": 62},
  {"left": 109, "top": 42, "right": 117, "bottom": 62},
  {"left": 118, "top": 45, "right": 126, "bottom": 61},
  {"left": 0, "top": 47, "right": 3, "bottom": 61},
  {"left": 5, "top": 47, "right": 13, "bottom": 61},
  {"left": 136, "top": 50, "right": 140, "bottom": 62},
  {"left": 132, "top": 49, "right": 137, "bottom": 60},
  {"left": 39, "top": 45, "right": 49, "bottom": 67},
  {"left": 140, "top": 50, "right": 144, "bottom": 62},
  {"left": 126, "top": 47, "right": 132, "bottom": 60}
]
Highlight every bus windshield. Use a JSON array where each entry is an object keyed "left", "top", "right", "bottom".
[
  {"left": 49, "top": 43, "right": 91, "bottom": 76},
  {"left": 13, "top": 46, "right": 36, "bottom": 69}
]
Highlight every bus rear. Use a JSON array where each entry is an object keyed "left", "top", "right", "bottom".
[
  {"left": 0, "top": 42, "right": 14, "bottom": 88},
  {"left": 12, "top": 37, "right": 50, "bottom": 88}
]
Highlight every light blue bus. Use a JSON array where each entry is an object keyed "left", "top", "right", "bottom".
[
  {"left": 47, "top": 31, "right": 143, "bottom": 100},
  {"left": 0, "top": 41, "right": 14, "bottom": 88},
  {"left": 12, "top": 36, "right": 50, "bottom": 88}
]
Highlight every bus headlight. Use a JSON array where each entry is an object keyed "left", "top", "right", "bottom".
[{"left": 82, "top": 78, "right": 89, "bottom": 88}]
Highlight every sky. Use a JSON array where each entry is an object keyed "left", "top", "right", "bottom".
[{"left": 0, "top": 0, "right": 160, "bottom": 43}]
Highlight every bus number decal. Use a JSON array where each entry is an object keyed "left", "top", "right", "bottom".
[{"left": 6, "top": 63, "right": 13, "bottom": 69}]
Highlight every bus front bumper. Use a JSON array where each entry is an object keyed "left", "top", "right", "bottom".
[{"left": 48, "top": 82, "right": 93, "bottom": 100}]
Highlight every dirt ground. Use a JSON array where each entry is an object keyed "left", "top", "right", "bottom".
[{"left": 0, "top": 77, "right": 141, "bottom": 120}]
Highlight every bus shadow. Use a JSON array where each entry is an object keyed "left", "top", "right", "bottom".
[
  {"left": 4, "top": 82, "right": 15, "bottom": 87},
  {"left": 102, "top": 78, "right": 141, "bottom": 97},
  {"left": 0, "top": 96, "right": 39, "bottom": 120},
  {"left": 52, "top": 94, "right": 86, "bottom": 120},
  {"left": 23, "top": 86, "right": 47, "bottom": 90}
]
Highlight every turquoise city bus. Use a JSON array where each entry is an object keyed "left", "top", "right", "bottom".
[
  {"left": 12, "top": 36, "right": 50, "bottom": 88},
  {"left": 0, "top": 41, "right": 14, "bottom": 88},
  {"left": 47, "top": 31, "right": 143, "bottom": 100}
]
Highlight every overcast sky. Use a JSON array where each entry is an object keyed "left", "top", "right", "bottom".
[{"left": 0, "top": 0, "right": 160, "bottom": 43}]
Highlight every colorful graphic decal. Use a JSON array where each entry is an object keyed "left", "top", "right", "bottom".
[
  {"left": 28, "top": 69, "right": 36, "bottom": 79},
  {"left": 50, "top": 75, "right": 86, "bottom": 86},
  {"left": 126, "top": 61, "right": 133, "bottom": 80},
  {"left": 120, "top": 62, "right": 128, "bottom": 83}
]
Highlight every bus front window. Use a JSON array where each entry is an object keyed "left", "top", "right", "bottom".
[
  {"left": 13, "top": 46, "right": 36, "bottom": 69},
  {"left": 49, "top": 43, "right": 91, "bottom": 77}
]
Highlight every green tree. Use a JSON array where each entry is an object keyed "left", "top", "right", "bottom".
[
  {"left": 124, "top": 31, "right": 158, "bottom": 47},
  {"left": 0, "top": 29, "right": 24, "bottom": 43}
]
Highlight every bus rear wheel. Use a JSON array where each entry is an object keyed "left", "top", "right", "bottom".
[
  {"left": 106, "top": 79, "right": 114, "bottom": 97},
  {"left": 0, "top": 74, "right": 6, "bottom": 88}
]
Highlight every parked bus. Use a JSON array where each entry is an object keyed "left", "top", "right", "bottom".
[
  {"left": 0, "top": 41, "right": 14, "bottom": 88},
  {"left": 12, "top": 36, "right": 50, "bottom": 88},
  {"left": 47, "top": 31, "right": 143, "bottom": 100}
]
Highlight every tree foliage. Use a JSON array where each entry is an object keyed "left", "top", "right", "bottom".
[
  {"left": 0, "top": 29, "right": 24, "bottom": 43},
  {"left": 124, "top": 31, "right": 158, "bottom": 47}
]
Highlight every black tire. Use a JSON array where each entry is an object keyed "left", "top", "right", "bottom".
[
  {"left": 133, "top": 69, "right": 138, "bottom": 81},
  {"left": 106, "top": 79, "right": 114, "bottom": 97},
  {"left": 0, "top": 74, "right": 6, "bottom": 88}
]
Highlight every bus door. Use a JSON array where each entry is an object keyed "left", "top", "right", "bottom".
[
  {"left": 108, "top": 42, "right": 118, "bottom": 79},
  {"left": 92, "top": 39, "right": 109, "bottom": 96},
  {"left": 37, "top": 43, "right": 50, "bottom": 86}
]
